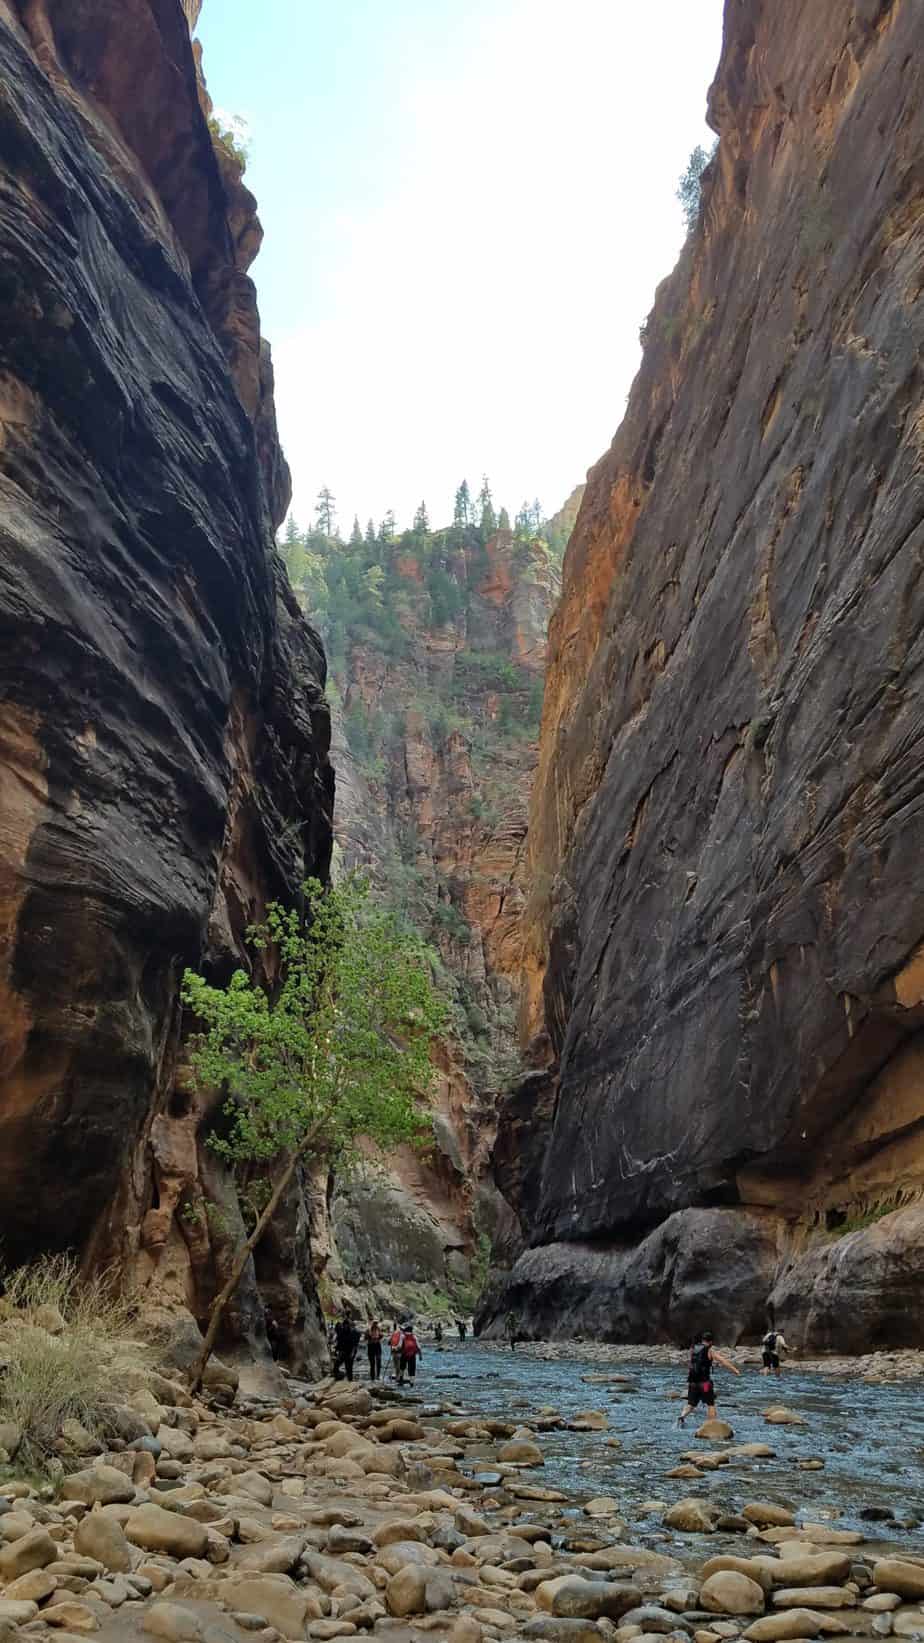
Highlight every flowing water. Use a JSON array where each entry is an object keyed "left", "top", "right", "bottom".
[{"left": 416, "top": 1343, "right": 924, "bottom": 1556}]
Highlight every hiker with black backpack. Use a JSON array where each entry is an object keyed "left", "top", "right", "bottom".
[
  {"left": 677, "top": 1330, "right": 740, "bottom": 1425},
  {"left": 761, "top": 1325, "right": 787, "bottom": 1375},
  {"left": 333, "top": 1313, "right": 360, "bottom": 1381}
]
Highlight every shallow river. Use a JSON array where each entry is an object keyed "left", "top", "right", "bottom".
[{"left": 412, "top": 1343, "right": 924, "bottom": 1554}]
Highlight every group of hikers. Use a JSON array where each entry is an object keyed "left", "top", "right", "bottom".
[
  {"left": 677, "top": 1326, "right": 788, "bottom": 1424},
  {"left": 326, "top": 1313, "right": 473, "bottom": 1381},
  {"left": 321, "top": 1307, "right": 788, "bottom": 1415},
  {"left": 327, "top": 1315, "right": 424, "bottom": 1383}
]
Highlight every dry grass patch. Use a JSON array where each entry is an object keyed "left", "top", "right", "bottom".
[{"left": 0, "top": 1255, "right": 149, "bottom": 1472}]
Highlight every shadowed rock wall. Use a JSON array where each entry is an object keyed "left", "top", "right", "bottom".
[
  {"left": 484, "top": 0, "right": 924, "bottom": 1348},
  {"left": 0, "top": 0, "right": 332, "bottom": 1368}
]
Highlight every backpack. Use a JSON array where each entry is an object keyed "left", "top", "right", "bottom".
[
  {"left": 763, "top": 1330, "right": 777, "bottom": 1350},
  {"left": 689, "top": 1341, "right": 711, "bottom": 1380},
  {"left": 390, "top": 1329, "right": 403, "bottom": 1349},
  {"left": 402, "top": 1331, "right": 419, "bottom": 1358}
]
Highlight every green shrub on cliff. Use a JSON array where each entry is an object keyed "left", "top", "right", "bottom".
[
  {"left": 180, "top": 873, "right": 447, "bottom": 1389},
  {"left": 677, "top": 138, "right": 717, "bottom": 232}
]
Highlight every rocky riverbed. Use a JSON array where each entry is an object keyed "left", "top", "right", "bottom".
[{"left": 1, "top": 1337, "right": 924, "bottom": 1643}]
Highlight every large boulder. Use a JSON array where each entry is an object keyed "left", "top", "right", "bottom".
[
  {"left": 74, "top": 1512, "right": 132, "bottom": 1573},
  {"left": 226, "top": 1574, "right": 317, "bottom": 1637},
  {"left": 0, "top": 1529, "right": 56, "bottom": 1581},
  {"left": 701, "top": 1571, "right": 766, "bottom": 1615},
  {"left": 664, "top": 1498, "right": 721, "bottom": 1533},
  {"left": 872, "top": 1560, "right": 924, "bottom": 1601},
  {"left": 124, "top": 1505, "right": 209, "bottom": 1560},
  {"left": 479, "top": 1209, "right": 778, "bottom": 1342},
  {"left": 62, "top": 1466, "right": 135, "bottom": 1507},
  {"left": 536, "top": 1576, "right": 641, "bottom": 1620}
]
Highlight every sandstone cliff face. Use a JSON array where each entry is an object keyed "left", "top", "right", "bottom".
[
  {"left": 0, "top": 1, "right": 332, "bottom": 1366},
  {"left": 284, "top": 526, "right": 559, "bottom": 1318},
  {"left": 486, "top": 0, "right": 924, "bottom": 1348}
]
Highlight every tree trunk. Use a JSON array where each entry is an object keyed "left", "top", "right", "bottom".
[{"left": 188, "top": 1149, "right": 301, "bottom": 1394}]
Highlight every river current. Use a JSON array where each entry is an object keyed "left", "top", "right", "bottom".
[{"left": 412, "top": 1342, "right": 924, "bottom": 1554}]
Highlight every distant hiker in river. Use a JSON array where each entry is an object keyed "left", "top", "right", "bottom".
[
  {"left": 761, "top": 1326, "right": 787, "bottom": 1375},
  {"left": 505, "top": 1310, "right": 518, "bottom": 1350},
  {"left": 389, "top": 1321, "right": 405, "bottom": 1381},
  {"left": 333, "top": 1313, "right": 360, "bottom": 1381},
  {"left": 366, "top": 1319, "right": 383, "bottom": 1380},
  {"left": 456, "top": 1317, "right": 467, "bottom": 1341},
  {"left": 677, "top": 1330, "right": 740, "bottom": 1425},
  {"left": 434, "top": 1320, "right": 444, "bottom": 1346},
  {"left": 401, "top": 1323, "right": 422, "bottom": 1381}
]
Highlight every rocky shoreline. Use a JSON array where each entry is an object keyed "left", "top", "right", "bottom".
[{"left": 1, "top": 1334, "right": 923, "bottom": 1643}]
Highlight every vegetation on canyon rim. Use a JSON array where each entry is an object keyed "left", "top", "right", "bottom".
[
  {"left": 279, "top": 484, "right": 564, "bottom": 1103},
  {"left": 181, "top": 874, "right": 447, "bottom": 1390}
]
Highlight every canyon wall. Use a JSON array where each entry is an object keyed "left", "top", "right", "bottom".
[
  {"left": 482, "top": 0, "right": 924, "bottom": 1350},
  {"left": 0, "top": 0, "right": 332, "bottom": 1371},
  {"left": 284, "top": 524, "right": 559, "bottom": 1321}
]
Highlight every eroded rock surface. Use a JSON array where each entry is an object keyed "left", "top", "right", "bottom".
[
  {"left": 488, "top": 0, "right": 924, "bottom": 1346},
  {"left": 0, "top": 0, "right": 332, "bottom": 1363}
]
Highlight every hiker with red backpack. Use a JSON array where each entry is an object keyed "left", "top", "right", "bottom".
[{"left": 401, "top": 1322, "right": 422, "bottom": 1381}]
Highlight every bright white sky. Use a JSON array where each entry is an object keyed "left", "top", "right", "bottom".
[{"left": 198, "top": 0, "right": 725, "bottom": 534}]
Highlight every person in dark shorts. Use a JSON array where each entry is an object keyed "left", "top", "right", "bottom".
[
  {"left": 333, "top": 1314, "right": 360, "bottom": 1381},
  {"left": 677, "top": 1330, "right": 740, "bottom": 1424},
  {"left": 761, "top": 1327, "right": 787, "bottom": 1375},
  {"left": 366, "top": 1320, "right": 383, "bottom": 1380}
]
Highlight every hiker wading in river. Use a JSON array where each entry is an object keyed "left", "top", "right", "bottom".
[{"left": 677, "top": 1330, "right": 740, "bottom": 1424}]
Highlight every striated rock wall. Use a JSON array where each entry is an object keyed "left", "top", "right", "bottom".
[
  {"left": 296, "top": 528, "right": 559, "bottom": 1319},
  {"left": 485, "top": 0, "right": 924, "bottom": 1348},
  {"left": 0, "top": 0, "right": 332, "bottom": 1368}
]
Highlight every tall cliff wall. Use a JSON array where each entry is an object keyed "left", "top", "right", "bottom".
[
  {"left": 283, "top": 522, "right": 560, "bottom": 1320},
  {"left": 483, "top": 0, "right": 924, "bottom": 1351},
  {"left": 0, "top": 0, "right": 333, "bottom": 1370}
]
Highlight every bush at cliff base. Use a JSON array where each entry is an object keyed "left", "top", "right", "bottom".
[{"left": 0, "top": 1254, "right": 149, "bottom": 1472}]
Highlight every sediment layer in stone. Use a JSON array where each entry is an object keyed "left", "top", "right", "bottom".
[{"left": 495, "top": 0, "right": 924, "bottom": 1347}]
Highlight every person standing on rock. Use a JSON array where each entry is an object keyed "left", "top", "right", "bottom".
[
  {"left": 366, "top": 1319, "right": 383, "bottom": 1380},
  {"left": 456, "top": 1317, "right": 467, "bottom": 1341},
  {"left": 505, "top": 1310, "right": 518, "bottom": 1350},
  {"left": 434, "top": 1319, "right": 444, "bottom": 1346},
  {"left": 761, "top": 1325, "right": 788, "bottom": 1375},
  {"left": 677, "top": 1330, "right": 740, "bottom": 1425},
  {"left": 401, "top": 1322, "right": 422, "bottom": 1382}
]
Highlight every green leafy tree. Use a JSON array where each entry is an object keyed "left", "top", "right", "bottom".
[
  {"left": 363, "top": 564, "right": 386, "bottom": 610},
  {"left": 677, "top": 141, "right": 715, "bottom": 232},
  {"left": 453, "top": 479, "right": 472, "bottom": 529},
  {"left": 478, "top": 475, "right": 496, "bottom": 538},
  {"left": 349, "top": 516, "right": 363, "bottom": 548},
  {"left": 413, "top": 500, "right": 430, "bottom": 534},
  {"left": 180, "top": 874, "right": 447, "bottom": 1390},
  {"left": 365, "top": 519, "right": 377, "bottom": 549},
  {"left": 379, "top": 510, "right": 396, "bottom": 543},
  {"left": 514, "top": 501, "right": 531, "bottom": 535},
  {"left": 315, "top": 486, "right": 336, "bottom": 537},
  {"left": 498, "top": 506, "right": 511, "bottom": 532}
]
